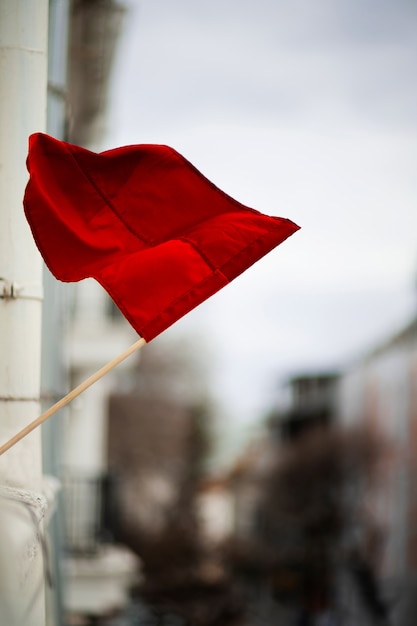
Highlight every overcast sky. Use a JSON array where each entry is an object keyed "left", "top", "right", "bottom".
[{"left": 105, "top": 0, "right": 417, "bottom": 462}]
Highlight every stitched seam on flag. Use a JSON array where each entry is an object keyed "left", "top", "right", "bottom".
[
  {"left": 139, "top": 270, "right": 228, "bottom": 339},
  {"left": 218, "top": 226, "right": 297, "bottom": 280},
  {"left": 67, "top": 146, "right": 148, "bottom": 244},
  {"left": 218, "top": 231, "right": 275, "bottom": 275},
  {"left": 97, "top": 226, "right": 294, "bottom": 338},
  {"left": 179, "top": 220, "right": 297, "bottom": 277},
  {"left": 178, "top": 237, "right": 217, "bottom": 272},
  {"left": 98, "top": 224, "right": 296, "bottom": 337},
  {"left": 95, "top": 269, "right": 227, "bottom": 339}
]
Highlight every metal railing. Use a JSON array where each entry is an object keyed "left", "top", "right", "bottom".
[{"left": 61, "top": 472, "right": 119, "bottom": 555}]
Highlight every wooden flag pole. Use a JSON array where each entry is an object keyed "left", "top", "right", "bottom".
[{"left": 0, "top": 337, "right": 147, "bottom": 457}]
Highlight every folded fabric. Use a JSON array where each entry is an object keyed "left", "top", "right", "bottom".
[{"left": 24, "top": 133, "right": 300, "bottom": 341}]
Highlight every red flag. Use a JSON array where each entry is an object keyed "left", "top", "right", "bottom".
[{"left": 24, "top": 133, "right": 299, "bottom": 341}]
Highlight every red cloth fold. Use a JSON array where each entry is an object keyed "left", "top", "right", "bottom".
[{"left": 24, "top": 133, "right": 300, "bottom": 341}]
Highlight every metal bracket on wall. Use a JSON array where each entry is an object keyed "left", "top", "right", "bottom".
[{"left": 0, "top": 277, "right": 43, "bottom": 301}]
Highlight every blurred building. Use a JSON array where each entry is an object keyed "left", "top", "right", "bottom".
[
  {"left": 337, "top": 315, "right": 417, "bottom": 623},
  {"left": 213, "top": 373, "right": 342, "bottom": 626},
  {"left": 229, "top": 319, "right": 417, "bottom": 625},
  {"left": 270, "top": 372, "right": 340, "bottom": 442}
]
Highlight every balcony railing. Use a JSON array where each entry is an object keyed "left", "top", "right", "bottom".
[{"left": 62, "top": 472, "right": 120, "bottom": 555}]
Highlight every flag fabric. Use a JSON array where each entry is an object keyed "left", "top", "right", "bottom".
[{"left": 24, "top": 133, "right": 300, "bottom": 341}]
